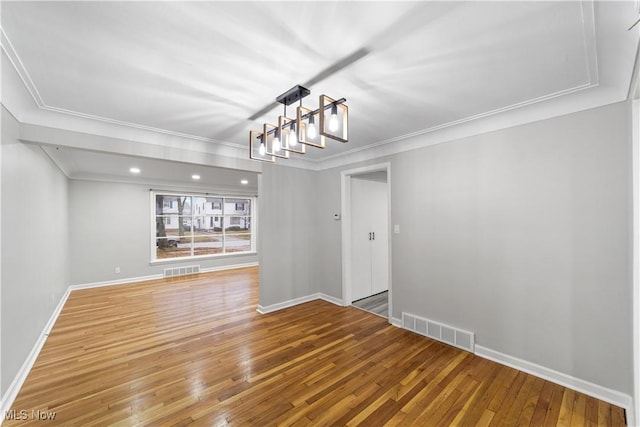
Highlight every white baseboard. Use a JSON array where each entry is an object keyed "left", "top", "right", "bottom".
[
  {"left": 70, "top": 262, "right": 260, "bottom": 290},
  {"left": 474, "top": 345, "right": 634, "bottom": 423},
  {"left": 6, "top": 278, "right": 633, "bottom": 427},
  {"left": 0, "top": 262, "right": 260, "bottom": 424},
  {"left": 386, "top": 322, "right": 634, "bottom": 425},
  {"left": 317, "top": 293, "right": 344, "bottom": 307},
  {"left": 0, "top": 287, "right": 72, "bottom": 422},
  {"left": 257, "top": 292, "right": 344, "bottom": 314},
  {"left": 70, "top": 273, "right": 161, "bottom": 290}
]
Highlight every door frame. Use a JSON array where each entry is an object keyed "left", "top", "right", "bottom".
[
  {"left": 632, "top": 98, "right": 639, "bottom": 427},
  {"left": 341, "top": 162, "right": 392, "bottom": 320}
]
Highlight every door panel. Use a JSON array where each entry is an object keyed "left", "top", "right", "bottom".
[
  {"left": 350, "top": 177, "right": 389, "bottom": 301},
  {"left": 351, "top": 178, "right": 372, "bottom": 301},
  {"left": 370, "top": 180, "right": 389, "bottom": 294}
]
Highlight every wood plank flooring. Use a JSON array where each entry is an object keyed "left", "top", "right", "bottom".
[
  {"left": 5, "top": 267, "right": 626, "bottom": 426},
  {"left": 352, "top": 291, "right": 388, "bottom": 318}
]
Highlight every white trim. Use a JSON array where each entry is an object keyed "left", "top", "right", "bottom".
[
  {"left": 69, "top": 262, "right": 259, "bottom": 290},
  {"left": 0, "top": 287, "right": 72, "bottom": 421},
  {"left": 0, "top": 29, "right": 242, "bottom": 151},
  {"left": 340, "top": 163, "right": 392, "bottom": 320},
  {"left": 579, "top": 0, "right": 599, "bottom": 85},
  {"left": 0, "top": 28, "right": 46, "bottom": 108},
  {"left": 0, "top": 92, "right": 3, "bottom": 414},
  {"left": 150, "top": 191, "right": 156, "bottom": 262},
  {"left": 1, "top": 18, "right": 600, "bottom": 175},
  {"left": 389, "top": 315, "right": 635, "bottom": 424},
  {"left": 320, "top": 88, "right": 598, "bottom": 169},
  {"left": 391, "top": 317, "right": 403, "bottom": 328},
  {"left": 149, "top": 252, "right": 258, "bottom": 266},
  {"left": 340, "top": 171, "right": 352, "bottom": 306},
  {"left": 386, "top": 166, "right": 393, "bottom": 323},
  {"left": 70, "top": 274, "right": 161, "bottom": 291},
  {"left": 475, "top": 345, "right": 633, "bottom": 418},
  {"left": 41, "top": 105, "right": 243, "bottom": 150},
  {"left": 632, "top": 98, "right": 640, "bottom": 427},
  {"left": 256, "top": 293, "right": 343, "bottom": 315},
  {"left": 318, "top": 293, "right": 344, "bottom": 307},
  {"left": 1, "top": 13, "right": 611, "bottom": 176},
  {"left": 251, "top": 197, "right": 258, "bottom": 258}
]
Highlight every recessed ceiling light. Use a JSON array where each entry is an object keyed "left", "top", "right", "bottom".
[
  {"left": 192, "top": 174, "right": 201, "bottom": 180},
  {"left": 241, "top": 179, "right": 249, "bottom": 185},
  {"left": 130, "top": 167, "right": 141, "bottom": 174}
]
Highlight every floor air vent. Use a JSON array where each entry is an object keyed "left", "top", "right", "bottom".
[
  {"left": 163, "top": 265, "right": 200, "bottom": 278},
  {"left": 401, "top": 312, "right": 474, "bottom": 352}
]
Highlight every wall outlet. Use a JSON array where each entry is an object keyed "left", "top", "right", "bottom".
[
  {"left": 115, "top": 267, "right": 121, "bottom": 274},
  {"left": 394, "top": 224, "right": 400, "bottom": 234}
]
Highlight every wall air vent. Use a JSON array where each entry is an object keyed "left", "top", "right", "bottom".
[
  {"left": 163, "top": 265, "right": 200, "bottom": 278},
  {"left": 401, "top": 312, "right": 475, "bottom": 353}
]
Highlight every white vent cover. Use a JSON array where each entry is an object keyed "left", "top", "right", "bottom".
[
  {"left": 401, "top": 312, "right": 475, "bottom": 353},
  {"left": 164, "top": 265, "right": 200, "bottom": 278}
]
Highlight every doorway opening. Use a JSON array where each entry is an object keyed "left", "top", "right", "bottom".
[{"left": 341, "top": 163, "right": 391, "bottom": 321}]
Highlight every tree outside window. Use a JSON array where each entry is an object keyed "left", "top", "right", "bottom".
[{"left": 154, "top": 193, "right": 254, "bottom": 260}]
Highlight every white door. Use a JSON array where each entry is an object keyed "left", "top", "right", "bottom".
[
  {"left": 370, "top": 180, "right": 389, "bottom": 294},
  {"left": 351, "top": 178, "right": 372, "bottom": 301},
  {"left": 350, "top": 177, "right": 389, "bottom": 301}
]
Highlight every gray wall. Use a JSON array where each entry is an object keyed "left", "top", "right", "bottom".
[
  {"left": 69, "top": 180, "right": 258, "bottom": 285},
  {"left": 1, "top": 96, "right": 633, "bottom": 399},
  {"left": 1, "top": 107, "right": 259, "bottom": 395},
  {"left": 258, "top": 163, "right": 319, "bottom": 307},
  {"left": 1, "top": 108, "right": 70, "bottom": 395},
  {"left": 389, "top": 101, "right": 632, "bottom": 394},
  {"left": 262, "top": 101, "right": 632, "bottom": 395},
  {"left": 312, "top": 167, "right": 347, "bottom": 299}
]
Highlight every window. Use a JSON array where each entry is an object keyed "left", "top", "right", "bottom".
[{"left": 153, "top": 193, "right": 255, "bottom": 261}]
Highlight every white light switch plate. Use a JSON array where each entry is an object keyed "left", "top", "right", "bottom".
[{"left": 394, "top": 224, "right": 400, "bottom": 234}]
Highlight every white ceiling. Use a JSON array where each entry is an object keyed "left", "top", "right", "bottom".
[
  {"left": 40, "top": 145, "right": 258, "bottom": 193},
  {"left": 2, "top": 1, "right": 639, "bottom": 177}
]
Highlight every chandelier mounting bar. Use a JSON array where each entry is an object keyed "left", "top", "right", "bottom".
[{"left": 276, "top": 85, "right": 311, "bottom": 106}]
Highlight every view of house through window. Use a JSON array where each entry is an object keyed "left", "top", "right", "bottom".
[{"left": 154, "top": 193, "right": 254, "bottom": 260}]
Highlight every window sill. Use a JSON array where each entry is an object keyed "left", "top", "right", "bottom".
[{"left": 149, "top": 251, "right": 257, "bottom": 266}]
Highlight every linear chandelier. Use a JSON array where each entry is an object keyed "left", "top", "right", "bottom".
[{"left": 249, "top": 85, "right": 348, "bottom": 163}]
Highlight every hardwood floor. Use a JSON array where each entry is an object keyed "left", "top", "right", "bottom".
[
  {"left": 352, "top": 291, "right": 388, "bottom": 318},
  {"left": 5, "top": 267, "right": 626, "bottom": 426}
]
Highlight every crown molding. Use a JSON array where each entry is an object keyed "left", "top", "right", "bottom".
[
  {"left": 1, "top": 27, "right": 45, "bottom": 107},
  {"left": 2, "top": 1, "right": 630, "bottom": 175},
  {"left": 0, "top": 28, "right": 246, "bottom": 152}
]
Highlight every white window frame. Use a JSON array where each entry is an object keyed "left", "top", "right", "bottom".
[{"left": 150, "top": 191, "right": 257, "bottom": 263}]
